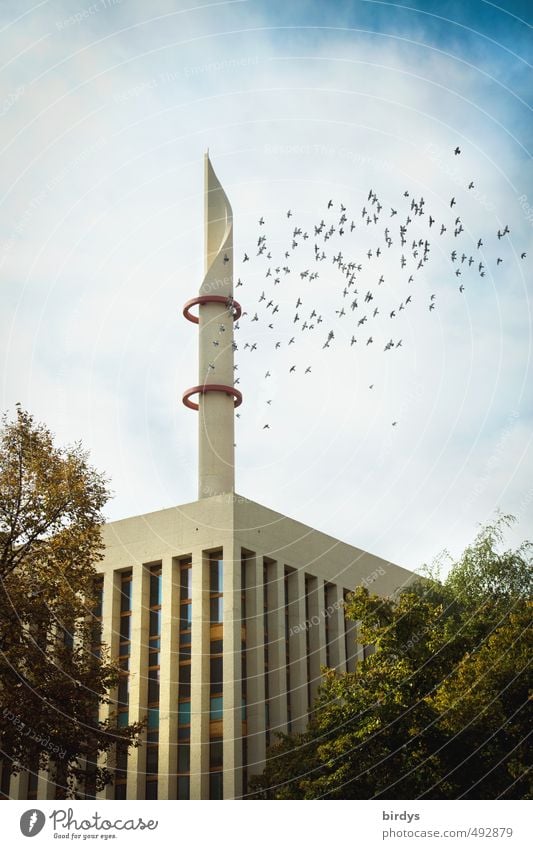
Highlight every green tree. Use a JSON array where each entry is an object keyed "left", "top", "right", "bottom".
[
  {"left": 250, "top": 514, "right": 532, "bottom": 799},
  {"left": 0, "top": 406, "right": 143, "bottom": 798}
]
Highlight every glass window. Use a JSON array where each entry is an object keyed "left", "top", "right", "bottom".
[
  {"left": 210, "top": 657, "right": 223, "bottom": 693},
  {"left": 118, "top": 675, "right": 129, "bottom": 706},
  {"left": 116, "top": 745, "right": 128, "bottom": 773},
  {"left": 115, "top": 783, "right": 127, "bottom": 800},
  {"left": 147, "top": 708, "right": 159, "bottom": 729},
  {"left": 209, "top": 738, "right": 223, "bottom": 770},
  {"left": 177, "top": 745, "right": 190, "bottom": 773},
  {"left": 146, "top": 745, "right": 158, "bottom": 774},
  {"left": 150, "top": 571, "right": 162, "bottom": 607},
  {"left": 178, "top": 701, "right": 191, "bottom": 726},
  {"left": 149, "top": 609, "right": 161, "bottom": 638},
  {"left": 179, "top": 665, "right": 191, "bottom": 699},
  {"left": 177, "top": 775, "right": 190, "bottom": 800},
  {"left": 179, "top": 629, "right": 191, "bottom": 647},
  {"left": 210, "top": 596, "right": 223, "bottom": 624},
  {"left": 209, "top": 771, "right": 223, "bottom": 800},
  {"left": 93, "top": 584, "right": 103, "bottom": 618},
  {"left": 178, "top": 726, "right": 190, "bottom": 742},
  {"left": 119, "top": 616, "right": 131, "bottom": 642},
  {"left": 180, "top": 603, "right": 192, "bottom": 630},
  {"left": 210, "top": 696, "right": 223, "bottom": 721},
  {"left": 180, "top": 567, "right": 192, "bottom": 600},
  {"left": 117, "top": 710, "right": 129, "bottom": 728},
  {"left": 145, "top": 780, "right": 158, "bottom": 800},
  {"left": 120, "top": 578, "right": 132, "bottom": 612},
  {"left": 210, "top": 640, "right": 223, "bottom": 655},
  {"left": 210, "top": 558, "right": 223, "bottom": 594},
  {"left": 179, "top": 681, "right": 191, "bottom": 700},
  {"left": 148, "top": 669, "right": 160, "bottom": 704}
]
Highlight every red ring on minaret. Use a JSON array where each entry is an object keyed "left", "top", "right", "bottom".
[
  {"left": 183, "top": 295, "right": 241, "bottom": 324},
  {"left": 182, "top": 384, "right": 243, "bottom": 411}
]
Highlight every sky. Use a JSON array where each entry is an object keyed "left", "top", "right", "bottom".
[{"left": 0, "top": 0, "right": 531, "bottom": 572}]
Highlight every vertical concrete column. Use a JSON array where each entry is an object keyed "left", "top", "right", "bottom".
[
  {"left": 222, "top": 537, "right": 242, "bottom": 800},
  {"left": 36, "top": 768, "right": 56, "bottom": 799},
  {"left": 287, "top": 568, "right": 308, "bottom": 732},
  {"left": 158, "top": 555, "right": 179, "bottom": 799},
  {"left": 307, "top": 576, "right": 327, "bottom": 704},
  {"left": 327, "top": 584, "right": 347, "bottom": 673},
  {"left": 10, "top": 772, "right": 27, "bottom": 799},
  {"left": 243, "top": 552, "right": 266, "bottom": 788},
  {"left": 126, "top": 562, "right": 149, "bottom": 800},
  {"left": 97, "top": 569, "right": 121, "bottom": 800},
  {"left": 190, "top": 547, "right": 209, "bottom": 799},
  {"left": 265, "top": 560, "right": 288, "bottom": 735}
]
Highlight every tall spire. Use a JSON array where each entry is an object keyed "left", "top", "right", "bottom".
[{"left": 182, "top": 153, "right": 242, "bottom": 498}]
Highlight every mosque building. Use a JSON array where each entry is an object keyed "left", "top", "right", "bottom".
[{"left": 6, "top": 155, "right": 413, "bottom": 801}]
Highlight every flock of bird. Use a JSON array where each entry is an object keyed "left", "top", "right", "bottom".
[{"left": 212, "top": 147, "right": 526, "bottom": 434}]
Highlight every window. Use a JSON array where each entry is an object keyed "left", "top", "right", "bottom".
[
  {"left": 210, "top": 696, "right": 223, "bottom": 721},
  {"left": 178, "top": 701, "right": 191, "bottom": 726},
  {"left": 209, "top": 770, "right": 223, "bottom": 800},
  {"left": 241, "top": 554, "right": 249, "bottom": 794},
  {"left": 179, "top": 663, "right": 191, "bottom": 699},
  {"left": 179, "top": 603, "right": 192, "bottom": 630},
  {"left": 324, "top": 582, "right": 333, "bottom": 668},
  {"left": 305, "top": 576, "right": 312, "bottom": 710},
  {"left": 284, "top": 568, "right": 292, "bottom": 731},
  {"left": 209, "top": 555, "right": 223, "bottom": 624},
  {"left": 177, "top": 558, "right": 192, "bottom": 800},
  {"left": 177, "top": 775, "right": 190, "bottom": 800},
  {"left": 210, "top": 737, "right": 223, "bottom": 770},
  {"left": 263, "top": 560, "right": 271, "bottom": 748},
  {"left": 115, "top": 570, "right": 132, "bottom": 799},
  {"left": 210, "top": 657, "right": 223, "bottom": 694},
  {"left": 120, "top": 578, "right": 132, "bottom": 613},
  {"left": 209, "top": 553, "right": 224, "bottom": 797},
  {"left": 177, "top": 746, "right": 190, "bottom": 773},
  {"left": 91, "top": 576, "right": 104, "bottom": 660},
  {"left": 145, "top": 564, "right": 162, "bottom": 800}
]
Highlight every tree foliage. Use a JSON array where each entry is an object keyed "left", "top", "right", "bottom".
[
  {"left": 250, "top": 514, "right": 532, "bottom": 799},
  {"left": 0, "top": 407, "right": 143, "bottom": 798}
]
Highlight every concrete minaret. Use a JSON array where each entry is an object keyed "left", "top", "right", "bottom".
[{"left": 183, "top": 154, "right": 242, "bottom": 498}]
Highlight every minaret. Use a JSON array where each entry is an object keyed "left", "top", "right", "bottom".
[{"left": 183, "top": 153, "right": 242, "bottom": 498}]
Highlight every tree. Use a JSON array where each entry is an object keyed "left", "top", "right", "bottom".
[
  {"left": 250, "top": 514, "right": 532, "bottom": 799},
  {"left": 0, "top": 406, "right": 143, "bottom": 798}
]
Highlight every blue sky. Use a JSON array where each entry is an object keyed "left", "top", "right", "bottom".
[{"left": 0, "top": 0, "right": 531, "bottom": 571}]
